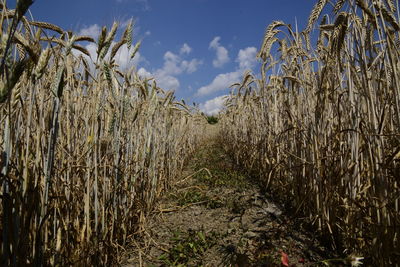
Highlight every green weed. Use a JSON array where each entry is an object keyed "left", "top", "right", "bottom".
[{"left": 159, "top": 229, "right": 220, "bottom": 266}]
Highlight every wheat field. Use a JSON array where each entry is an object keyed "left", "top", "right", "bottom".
[
  {"left": 221, "top": 0, "right": 399, "bottom": 265},
  {"left": 1, "top": 0, "right": 399, "bottom": 266},
  {"left": 0, "top": 1, "right": 206, "bottom": 265}
]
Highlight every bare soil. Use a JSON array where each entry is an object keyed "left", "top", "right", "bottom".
[{"left": 122, "top": 125, "right": 337, "bottom": 266}]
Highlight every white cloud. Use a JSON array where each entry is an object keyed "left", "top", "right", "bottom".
[
  {"left": 195, "top": 46, "right": 258, "bottom": 96},
  {"left": 145, "top": 30, "right": 151, "bottom": 36},
  {"left": 236, "top": 47, "right": 257, "bottom": 70},
  {"left": 159, "top": 50, "right": 202, "bottom": 76},
  {"left": 180, "top": 43, "right": 192, "bottom": 55},
  {"left": 137, "top": 67, "right": 152, "bottom": 78},
  {"left": 161, "top": 51, "right": 182, "bottom": 75},
  {"left": 137, "top": 67, "right": 179, "bottom": 91},
  {"left": 209, "top": 36, "right": 230, "bottom": 68},
  {"left": 155, "top": 51, "right": 202, "bottom": 90},
  {"left": 196, "top": 70, "right": 241, "bottom": 96},
  {"left": 74, "top": 25, "right": 146, "bottom": 72},
  {"left": 76, "top": 38, "right": 201, "bottom": 92},
  {"left": 136, "top": 45, "right": 202, "bottom": 91},
  {"left": 156, "top": 74, "right": 180, "bottom": 91},
  {"left": 82, "top": 43, "right": 97, "bottom": 59},
  {"left": 181, "top": 59, "right": 202, "bottom": 73},
  {"left": 114, "top": 44, "right": 144, "bottom": 70},
  {"left": 199, "top": 95, "right": 228, "bottom": 115},
  {"left": 78, "top": 24, "right": 101, "bottom": 38}
]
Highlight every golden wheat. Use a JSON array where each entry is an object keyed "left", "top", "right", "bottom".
[
  {"left": 221, "top": 0, "right": 400, "bottom": 265},
  {"left": 0, "top": 1, "right": 206, "bottom": 265}
]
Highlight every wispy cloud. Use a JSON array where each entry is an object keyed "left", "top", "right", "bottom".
[
  {"left": 196, "top": 46, "right": 257, "bottom": 96},
  {"left": 181, "top": 59, "right": 202, "bottom": 73},
  {"left": 180, "top": 43, "right": 192, "bottom": 55},
  {"left": 116, "top": 0, "right": 150, "bottom": 11},
  {"left": 137, "top": 43, "right": 203, "bottom": 91},
  {"left": 78, "top": 24, "right": 101, "bottom": 38},
  {"left": 209, "top": 36, "right": 230, "bottom": 68}
]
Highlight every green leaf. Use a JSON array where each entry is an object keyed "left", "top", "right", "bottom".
[{"left": 197, "top": 231, "right": 206, "bottom": 242}]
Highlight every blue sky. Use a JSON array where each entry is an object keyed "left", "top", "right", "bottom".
[{"left": 27, "top": 0, "right": 316, "bottom": 114}]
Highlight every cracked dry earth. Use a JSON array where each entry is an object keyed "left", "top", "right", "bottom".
[{"left": 122, "top": 126, "right": 335, "bottom": 267}]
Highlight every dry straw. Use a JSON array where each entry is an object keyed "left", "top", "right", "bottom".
[
  {"left": 221, "top": 0, "right": 399, "bottom": 265},
  {"left": 0, "top": 1, "right": 205, "bottom": 265}
]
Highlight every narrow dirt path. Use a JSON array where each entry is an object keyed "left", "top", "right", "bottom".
[{"left": 123, "top": 125, "right": 334, "bottom": 266}]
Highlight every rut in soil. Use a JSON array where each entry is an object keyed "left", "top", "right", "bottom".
[{"left": 123, "top": 127, "right": 336, "bottom": 266}]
